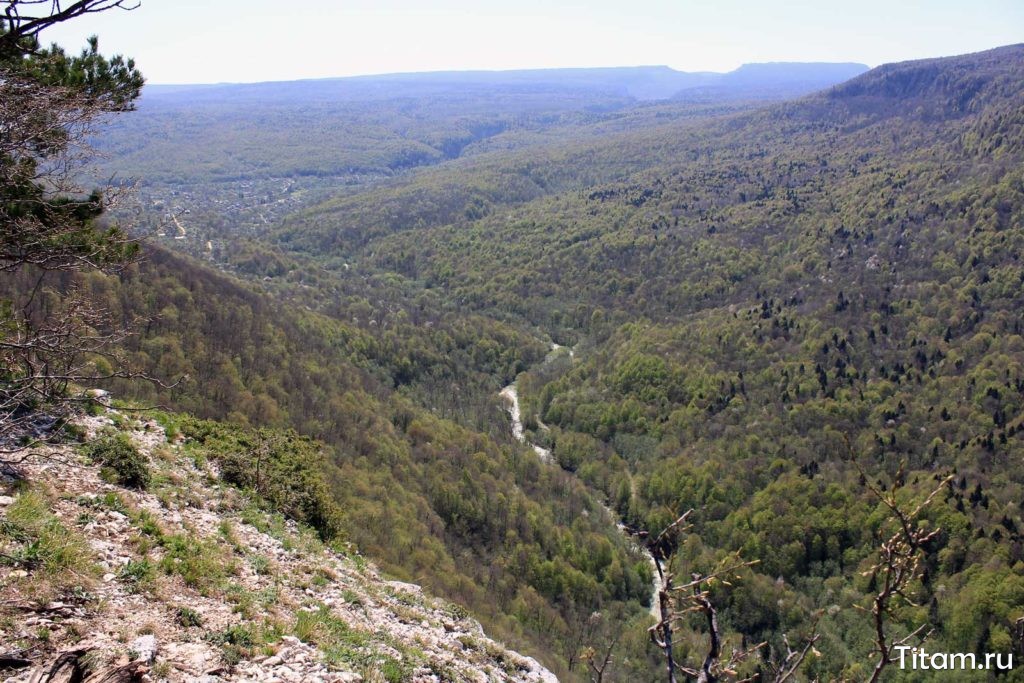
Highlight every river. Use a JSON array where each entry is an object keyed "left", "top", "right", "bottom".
[{"left": 500, "top": 345, "right": 663, "bottom": 619}]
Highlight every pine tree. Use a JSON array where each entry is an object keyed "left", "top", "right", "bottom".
[{"left": 1, "top": 1, "right": 145, "bottom": 450}]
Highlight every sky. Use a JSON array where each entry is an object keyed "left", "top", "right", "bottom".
[{"left": 41, "top": 0, "right": 1024, "bottom": 85}]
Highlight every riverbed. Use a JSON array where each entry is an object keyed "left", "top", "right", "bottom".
[{"left": 499, "top": 346, "right": 663, "bottom": 619}]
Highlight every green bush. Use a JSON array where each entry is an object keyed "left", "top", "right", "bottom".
[
  {"left": 158, "top": 532, "right": 236, "bottom": 593},
  {"left": 82, "top": 434, "right": 150, "bottom": 489},
  {"left": 119, "top": 558, "right": 155, "bottom": 592},
  {"left": 175, "top": 605, "right": 204, "bottom": 628},
  {"left": 207, "top": 622, "right": 282, "bottom": 666},
  {"left": 179, "top": 419, "right": 343, "bottom": 540},
  {"left": 60, "top": 422, "right": 89, "bottom": 443}
]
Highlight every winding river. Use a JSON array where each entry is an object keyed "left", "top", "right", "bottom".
[
  {"left": 498, "top": 383, "right": 553, "bottom": 464},
  {"left": 500, "top": 345, "right": 663, "bottom": 619}
]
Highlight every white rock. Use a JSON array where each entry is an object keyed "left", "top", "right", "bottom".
[
  {"left": 0, "top": 495, "right": 14, "bottom": 506},
  {"left": 163, "top": 642, "right": 210, "bottom": 674},
  {"left": 131, "top": 634, "right": 158, "bottom": 664}
]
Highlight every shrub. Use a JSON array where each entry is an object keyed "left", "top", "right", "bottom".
[
  {"left": 60, "top": 422, "right": 89, "bottom": 443},
  {"left": 179, "top": 419, "right": 343, "bottom": 540},
  {"left": 119, "top": 558, "right": 155, "bottom": 592},
  {"left": 207, "top": 621, "right": 282, "bottom": 665},
  {"left": 175, "top": 605, "right": 204, "bottom": 628},
  {"left": 82, "top": 434, "right": 150, "bottom": 489}
]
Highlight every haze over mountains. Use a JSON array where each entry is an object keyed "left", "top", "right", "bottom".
[
  {"left": 104, "top": 60, "right": 867, "bottom": 187},
  {"left": 6, "top": 42, "right": 1024, "bottom": 682},
  {"left": 143, "top": 61, "right": 869, "bottom": 102},
  {"left": 97, "top": 59, "right": 869, "bottom": 249}
]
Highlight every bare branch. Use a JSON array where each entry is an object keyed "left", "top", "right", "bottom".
[
  {"left": 640, "top": 509, "right": 768, "bottom": 683},
  {"left": 858, "top": 467, "right": 951, "bottom": 683},
  {"left": 764, "top": 617, "right": 821, "bottom": 683},
  {"left": 1, "top": 1, "right": 140, "bottom": 56}
]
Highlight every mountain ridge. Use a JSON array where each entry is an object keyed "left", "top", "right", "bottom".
[
  {"left": 141, "top": 61, "right": 869, "bottom": 102},
  {"left": 826, "top": 42, "right": 1024, "bottom": 115}
]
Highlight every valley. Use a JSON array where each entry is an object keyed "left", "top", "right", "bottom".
[{"left": 4, "top": 30, "right": 1024, "bottom": 682}]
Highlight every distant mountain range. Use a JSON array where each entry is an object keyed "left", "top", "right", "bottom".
[{"left": 144, "top": 61, "right": 869, "bottom": 103}]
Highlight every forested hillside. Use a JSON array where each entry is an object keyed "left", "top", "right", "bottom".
[
  {"left": 96, "top": 61, "right": 865, "bottom": 269},
  {"left": 0, "top": 247, "right": 662, "bottom": 679},
  {"left": 240, "top": 44, "right": 1024, "bottom": 680},
  {"left": 9, "top": 42, "right": 1024, "bottom": 681}
]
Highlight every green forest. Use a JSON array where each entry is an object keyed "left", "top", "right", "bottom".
[{"left": 3, "top": 6, "right": 1024, "bottom": 679}]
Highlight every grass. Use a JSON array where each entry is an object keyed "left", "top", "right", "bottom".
[
  {"left": 240, "top": 503, "right": 287, "bottom": 540},
  {"left": 149, "top": 410, "right": 184, "bottom": 443},
  {"left": 310, "top": 565, "right": 336, "bottom": 587},
  {"left": 207, "top": 620, "right": 284, "bottom": 666},
  {"left": 455, "top": 632, "right": 523, "bottom": 673},
  {"left": 133, "top": 509, "right": 164, "bottom": 539},
  {"left": 76, "top": 491, "right": 129, "bottom": 515},
  {"left": 225, "top": 582, "right": 280, "bottom": 618},
  {"left": 387, "top": 586, "right": 425, "bottom": 608},
  {"left": 218, "top": 519, "right": 237, "bottom": 542},
  {"left": 294, "top": 605, "right": 371, "bottom": 666},
  {"left": 248, "top": 553, "right": 271, "bottom": 575},
  {"left": 157, "top": 532, "right": 236, "bottom": 594},
  {"left": 152, "top": 661, "right": 173, "bottom": 679},
  {"left": 373, "top": 656, "right": 415, "bottom": 683},
  {"left": 119, "top": 558, "right": 155, "bottom": 592},
  {"left": 1, "top": 489, "right": 96, "bottom": 586},
  {"left": 175, "top": 605, "right": 204, "bottom": 628},
  {"left": 292, "top": 606, "right": 417, "bottom": 682},
  {"left": 341, "top": 588, "right": 362, "bottom": 606}
]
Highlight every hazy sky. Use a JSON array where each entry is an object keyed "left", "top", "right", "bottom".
[{"left": 41, "top": 0, "right": 1024, "bottom": 84}]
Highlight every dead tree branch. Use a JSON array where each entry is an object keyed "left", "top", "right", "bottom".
[
  {"left": 1, "top": 1, "right": 140, "bottom": 57},
  {"left": 641, "top": 510, "right": 771, "bottom": 683},
  {"left": 854, "top": 459, "right": 952, "bottom": 683}
]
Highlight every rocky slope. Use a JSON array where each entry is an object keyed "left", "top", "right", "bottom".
[{"left": 0, "top": 409, "right": 557, "bottom": 683}]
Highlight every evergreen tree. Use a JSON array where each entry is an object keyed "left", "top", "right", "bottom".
[{"left": 0, "top": 1, "right": 144, "bottom": 448}]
